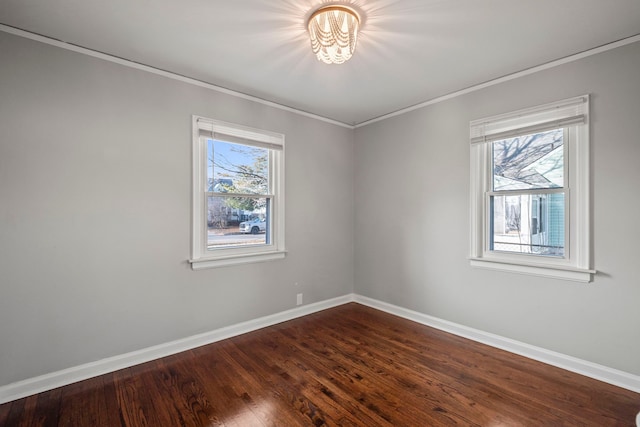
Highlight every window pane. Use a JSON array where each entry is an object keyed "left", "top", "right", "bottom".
[
  {"left": 490, "top": 193, "right": 565, "bottom": 257},
  {"left": 207, "top": 139, "right": 269, "bottom": 194},
  {"left": 207, "top": 196, "right": 269, "bottom": 248},
  {"left": 493, "top": 129, "right": 564, "bottom": 191}
]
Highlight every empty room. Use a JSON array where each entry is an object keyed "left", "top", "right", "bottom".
[{"left": 1, "top": 1, "right": 639, "bottom": 425}]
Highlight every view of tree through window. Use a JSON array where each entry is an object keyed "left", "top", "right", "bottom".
[
  {"left": 490, "top": 129, "right": 565, "bottom": 256},
  {"left": 206, "top": 139, "right": 270, "bottom": 248}
]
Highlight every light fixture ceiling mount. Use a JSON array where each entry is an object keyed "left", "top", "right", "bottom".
[{"left": 307, "top": 4, "right": 361, "bottom": 65}]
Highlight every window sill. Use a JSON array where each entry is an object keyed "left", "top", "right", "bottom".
[
  {"left": 190, "top": 250, "right": 286, "bottom": 270},
  {"left": 469, "top": 257, "right": 595, "bottom": 283}
]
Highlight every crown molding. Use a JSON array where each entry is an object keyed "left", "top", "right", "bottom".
[
  {"left": 355, "top": 34, "right": 640, "bottom": 128},
  {"left": 2, "top": 24, "right": 638, "bottom": 129},
  {"left": 0, "top": 24, "right": 355, "bottom": 129}
]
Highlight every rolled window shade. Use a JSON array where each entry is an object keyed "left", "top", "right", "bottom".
[
  {"left": 470, "top": 95, "right": 588, "bottom": 144},
  {"left": 210, "top": 131, "right": 283, "bottom": 151},
  {"left": 197, "top": 118, "right": 283, "bottom": 150}
]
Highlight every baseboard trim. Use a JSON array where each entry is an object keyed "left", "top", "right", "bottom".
[
  {"left": 0, "top": 294, "right": 356, "bottom": 404},
  {"left": 353, "top": 295, "right": 640, "bottom": 394},
  {"left": 2, "top": 292, "right": 638, "bottom": 403}
]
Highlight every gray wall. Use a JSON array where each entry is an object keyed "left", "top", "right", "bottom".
[
  {"left": 0, "top": 32, "right": 355, "bottom": 386},
  {"left": 354, "top": 41, "right": 640, "bottom": 375}
]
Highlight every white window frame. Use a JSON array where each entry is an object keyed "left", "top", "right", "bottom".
[
  {"left": 190, "top": 116, "right": 285, "bottom": 270},
  {"left": 469, "top": 95, "right": 595, "bottom": 282}
]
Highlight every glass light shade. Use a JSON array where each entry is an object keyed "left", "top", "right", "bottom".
[{"left": 308, "top": 6, "right": 360, "bottom": 64}]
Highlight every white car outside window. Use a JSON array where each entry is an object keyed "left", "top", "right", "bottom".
[{"left": 239, "top": 218, "right": 266, "bottom": 234}]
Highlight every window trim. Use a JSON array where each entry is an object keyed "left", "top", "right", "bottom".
[
  {"left": 190, "top": 116, "right": 286, "bottom": 270},
  {"left": 469, "top": 95, "right": 595, "bottom": 282}
]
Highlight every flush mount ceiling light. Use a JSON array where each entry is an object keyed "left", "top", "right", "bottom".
[{"left": 307, "top": 5, "right": 360, "bottom": 64}]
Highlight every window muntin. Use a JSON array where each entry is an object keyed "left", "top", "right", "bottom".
[
  {"left": 469, "top": 95, "right": 593, "bottom": 282},
  {"left": 191, "top": 117, "right": 285, "bottom": 269}
]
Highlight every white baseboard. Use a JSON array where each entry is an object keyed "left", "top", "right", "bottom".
[
  {"left": 354, "top": 295, "right": 640, "bottom": 394},
  {"left": 0, "top": 294, "right": 355, "bottom": 404},
  {"left": 2, "top": 292, "right": 638, "bottom": 404}
]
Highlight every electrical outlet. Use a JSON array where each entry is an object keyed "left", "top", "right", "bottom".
[{"left": 296, "top": 293, "right": 303, "bottom": 306}]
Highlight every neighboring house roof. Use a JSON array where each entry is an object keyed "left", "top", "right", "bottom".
[
  {"left": 522, "top": 145, "right": 564, "bottom": 188},
  {"left": 208, "top": 178, "right": 233, "bottom": 192},
  {"left": 493, "top": 130, "right": 563, "bottom": 191}
]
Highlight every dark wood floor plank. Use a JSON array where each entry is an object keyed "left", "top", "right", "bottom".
[
  {"left": 0, "top": 401, "right": 10, "bottom": 426},
  {"left": 2, "top": 302, "right": 639, "bottom": 426},
  {"left": 213, "top": 339, "right": 337, "bottom": 426},
  {"left": 212, "top": 345, "right": 317, "bottom": 426},
  {"left": 183, "top": 346, "right": 268, "bottom": 426},
  {"left": 114, "top": 366, "right": 165, "bottom": 427},
  {"left": 101, "top": 372, "right": 123, "bottom": 427},
  {"left": 264, "top": 314, "right": 494, "bottom": 426},
  {"left": 272, "top": 308, "right": 523, "bottom": 425},
  {"left": 332, "top": 304, "right": 639, "bottom": 425},
  {"left": 244, "top": 324, "right": 434, "bottom": 425},
  {"left": 136, "top": 360, "right": 195, "bottom": 426},
  {"left": 360, "top": 304, "right": 635, "bottom": 424},
  {"left": 7, "top": 394, "right": 38, "bottom": 427},
  {"left": 148, "top": 354, "right": 221, "bottom": 426},
  {"left": 28, "top": 387, "right": 63, "bottom": 427},
  {"left": 220, "top": 336, "right": 390, "bottom": 426},
  {"left": 57, "top": 375, "right": 116, "bottom": 427},
  {"left": 2, "top": 395, "right": 26, "bottom": 427},
  {"left": 322, "top": 308, "right": 571, "bottom": 423},
  {"left": 161, "top": 349, "right": 264, "bottom": 426}
]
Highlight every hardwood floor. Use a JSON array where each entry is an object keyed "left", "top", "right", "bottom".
[{"left": 1, "top": 303, "right": 638, "bottom": 426}]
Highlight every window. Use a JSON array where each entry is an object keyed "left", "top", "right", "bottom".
[
  {"left": 469, "top": 95, "right": 594, "bottom": 282},
  {"left": 190, "top": 116, "right": 285, "bottom": 269}
]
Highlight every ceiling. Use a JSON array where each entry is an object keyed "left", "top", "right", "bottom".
[{"left": 1, "top": 0, "right": 640, "bottom": 126}]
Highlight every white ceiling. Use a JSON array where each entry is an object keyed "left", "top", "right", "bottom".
[{"left": 1, "top": 0, "right": 640, "bottom": 126}]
